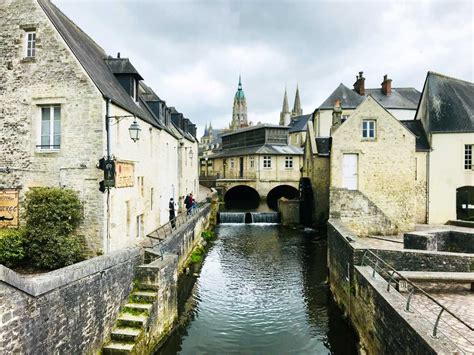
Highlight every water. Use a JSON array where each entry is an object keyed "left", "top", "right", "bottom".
[
  {"left": 250, "top": 212, "right": 279, "bottom": 223},
  {"left": 219, "top": 212, "right": 280, "bottom": 224},
  {"left": 157, "top": 225, "right": 358, "bottom": 354}
]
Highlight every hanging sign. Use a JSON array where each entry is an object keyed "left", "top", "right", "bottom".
[
  {"left": 0, "top": 189, "right": 19, "bottom": 228},
  {"left": 115, "top": 161, "right": 135, "bottom": 188}
]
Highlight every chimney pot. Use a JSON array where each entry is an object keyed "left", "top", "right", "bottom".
[
  {"left": 381, "top": 74, "right": 392, "bottom": 96},
  {"left": 353, "top": 71, "right": 365, "bottom": 96},
  {"left": 117, "top": 52, "right": 121, "bottom": 58}
]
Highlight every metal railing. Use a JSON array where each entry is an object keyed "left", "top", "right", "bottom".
[
  {"left": 360, "top": 249, "right": 473, "bottom": 350},
  {"left": 146, "top": 201, "right": 207, "bottom": 249}
]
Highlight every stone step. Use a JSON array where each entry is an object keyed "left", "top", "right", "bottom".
[
  {"left": 111, "top": 327, "right": 142, "bottom": 342},
  {"left": 137, "top": 282, "right": 160, "bottom": 291},
  {"left": 130, "top": 290, "right": 158, "bottom": 303},
  {"left": 116, "top": 312, "right": 148, "bottom": 328},
  {"left": 122, "top": 302, "right": 153, "bottom": 314},
  {"left": 103, "top": 341, "right": 135, "bottom": 354}
]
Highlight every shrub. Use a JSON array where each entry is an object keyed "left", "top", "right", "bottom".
[
  {"left": 0, "top": 228, "right": 26, "bottom": 268},
  {"left": 190, "top": 246, "right": 204, "bottom": 264},
  {"left": 24, "top": 187, "right": 85, "bottom": 270},
  {"left": 201, "top": 230, "right": 215, "bottom": 241}
]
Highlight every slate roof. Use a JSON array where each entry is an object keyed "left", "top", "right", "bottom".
[
  {"left": 105, "top": 58, "right": 143, "bottom": 79},
  {"left": 319, "top": 84, "right": 364, "bottom": 109},
  {"left": 140, "top": 82, "right": 161, "bottom": 102},
  {"left": 315, "top": 137, "right": 331, "bottom": 156},
  {"left": 289, "top": 114, "right": 311, "bottom": 133},
  {"left": 38, "top": 0, "right": 159, "bottom": 128},
  {"left": 400, "top": 120, "right": 430, "bottom": 151},
  {"left": 319, "top": 83, "right": 420, "bottom": 110},
  {"left": 417, "top": 72, "right": 474, "bottom": 133},
  {"left": 206, "top": 144, "right": 303, "bottom": 159}
]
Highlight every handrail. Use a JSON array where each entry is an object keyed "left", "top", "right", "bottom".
[
  {"left": 361, "top": 249, "right": 474, "bottom": 338},
  {"left": 146, "top": 201, "right": 208, "bottom": 247}
]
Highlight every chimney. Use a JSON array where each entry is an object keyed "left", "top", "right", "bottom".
[
  {"left": 381, "top": 74, "right": 392, "bottom": 96},
  {"left": 117, "top": 52, "right": 121, "bottom": 58},
  {"left": 353, "top": 71, "right": 365, "bottom": 96},
  {"left": 332, "top": 99, "right": 343, "bottom": 126}
]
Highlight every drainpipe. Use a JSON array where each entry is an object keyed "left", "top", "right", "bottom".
[
  {"left": 106, "top": 98, "right": 111, "bottom": 160},
  {"left": 426, "top": 148, "right": 430, "bottom": 223},
  {"left": 105, "top": 98, "right": 112, "bottom": 253}
]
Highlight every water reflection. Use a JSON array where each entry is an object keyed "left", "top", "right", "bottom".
[{"left": 157, "top": 225, "right": 357, "bottom": 354}]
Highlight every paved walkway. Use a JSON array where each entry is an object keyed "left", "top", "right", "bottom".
[{"left": 410, "top": 283, "right": 474, "bottom": 354}]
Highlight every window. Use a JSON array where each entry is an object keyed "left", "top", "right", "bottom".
[
  {"left": 38, "top": 106, "right": 60, "bottom": 150},
  {"left": 285, "top": 156, "right": 293, "bottom": 168},
  {"left": 131, "top": 78, "right": 137, "bottom": 102},
  {"left": 136, "top": 214, "right": 143, "bottom": 238},
  {"left": 362, "top": 120, "right": 376, "bottom": 139},
  {"left": 137, "top": 176, "right": 144, "bottom": 197},
  {"left": 250, "top": 157, "right": 255, "bottom": 168},
  {"left": 150, "top": 187, "right": 154, "bottom": 210},
  {"left": 465, "top": 145, "right": 473, "bottom": 170},
  {"left": 230, "top": 158, "right": 235, "bottom": 169},
  {"left": 263, "top": 156, "right": 272, "bottom": 168},
  {"left": 25, "top": 31, "right": 36, "bottom": 57}
]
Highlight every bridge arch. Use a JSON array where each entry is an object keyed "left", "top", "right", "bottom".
[
  {"left": 266, "top": 184, "right": 299, "bottom": 210},
  {"left": 224, "top": 185, "right": 261, "bottom": 209}
]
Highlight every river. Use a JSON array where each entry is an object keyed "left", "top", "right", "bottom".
[{"left": 157, "top": 223, "right": 358, "bottom": 354}]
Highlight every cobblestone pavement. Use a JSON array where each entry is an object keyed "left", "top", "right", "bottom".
[{"left": 409, "top": 283, "right": 474, "bottom": 354}]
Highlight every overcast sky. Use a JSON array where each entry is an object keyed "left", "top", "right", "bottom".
[{"left": 55, "top": 0, "right": 473, "bottom": 135}]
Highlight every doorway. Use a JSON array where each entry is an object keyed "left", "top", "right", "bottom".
[{"left": 342, "top": 154, "right": 358, "bottom": 190}]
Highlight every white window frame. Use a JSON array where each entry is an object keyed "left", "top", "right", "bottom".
[
  {"left": 465, "top": 144, "right": 473, "bottom": 170},
  {"left": 250, "top": 157, "right": 255, "bottom": 168},
  {"left": 285, "top": 156, "right": 293, "bottom": 169},
  {"left": 263, "top": 156, "right": 272, "bottom": 169},
  {"left": 25, "top": 31, "right": 36, "bottom": 58},
  {"left": 37, "top": 105, "right": 61, "bottom": 151},
  {"left": 131, "top": 77, "right": 137, "bottom": 102},
  {"left": 362, "top": 119, "right": 376, "bottom": 139}
]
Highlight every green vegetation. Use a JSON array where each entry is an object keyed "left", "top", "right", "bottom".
[
  {"left": 24, "top": 187, "right": 85, "bottom": 270},
  {"left": 190, "top": 246, "right": 205, "bottom": 264},
  {"left": 201, "top": 230, "right": 215, "bottom": 241},
  {"left": 0, "top": 228, "right": 26, "bottom": 268}
]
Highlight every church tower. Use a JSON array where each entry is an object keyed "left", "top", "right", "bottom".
[
  {"left": 291, "top": 85, "right": 303, "bottom": 117},
  {"left": 279, "top": 88, "right": 291, "bottom": 126},
  {"left": 231, "top": 75, "right": 248, "bottom": 130}
]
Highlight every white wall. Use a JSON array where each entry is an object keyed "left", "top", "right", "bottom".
[{"left": 428, "top": 132, "right": 474, "bottom": 224}]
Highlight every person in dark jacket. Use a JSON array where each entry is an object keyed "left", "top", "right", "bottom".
[{"left": 169, "top": 198, "right": 176, "bottom": 228}]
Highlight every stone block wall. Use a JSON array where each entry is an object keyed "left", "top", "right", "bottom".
[
  {"left": 0, "top": 247, "right": 142, "bottom": 354},
  {"left": 278, "top": 199, "right": 300, "bottom": 226},
  {"left": 330, "top": 188, "right": 397, "bottom": 236}
]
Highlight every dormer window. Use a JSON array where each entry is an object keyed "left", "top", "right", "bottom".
[
  {"left": 131, "top": 77, "right": 137, "bottom": 102},
  {"left": 25, "top": 31, "right": 36, "bottom": 57}
]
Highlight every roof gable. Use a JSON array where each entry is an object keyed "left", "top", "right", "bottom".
[
  {"left": 289, "top": 114, "right": 311, "bottom": 133},
  {"left": 416, "top": 72, "right": 474, "bottom": 133},
  {"left": 319, "top": 84, "right": 364, "bottom": 109}
]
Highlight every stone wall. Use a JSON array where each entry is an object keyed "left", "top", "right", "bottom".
[
  {"left": 327, "top": 219, "right": 466, "bottom": 354},
  {"left": 278, "top": 199, "right": 299, "bottom": 226},
  {"left": 0, "top": 248, "right": 142, "bottom": 354},
  {"left": 0, "top": 203, "right": 212, "bottom": 354},
  {"left": 329, "top": 188, "right": 397, "bottom": 236}
]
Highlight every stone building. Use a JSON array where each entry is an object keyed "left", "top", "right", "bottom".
[
  {"left": 200, "top": 124, "right": 303, "bottom": 206},
  {"left": 0, "top": 0, "right": 198, "bottom": 254}
]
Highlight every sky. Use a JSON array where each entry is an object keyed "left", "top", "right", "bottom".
[{"left": 55, "top": 0, "right": 474, "bottom": 136}]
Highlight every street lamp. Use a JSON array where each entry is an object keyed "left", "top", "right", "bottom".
[{"left": 128, "top": 118, "right": 141, "bottom": 142}]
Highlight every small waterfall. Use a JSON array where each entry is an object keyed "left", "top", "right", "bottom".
[
  {"left": 250, "top": 212, "right": 280, "bottom": 224},
  {"left": 219, "top": 212, "right": 246, "bottom": 224}
]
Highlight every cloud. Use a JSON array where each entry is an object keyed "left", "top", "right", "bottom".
[{"left": 55, "top": 0, "right": 473, "bottom": 135}]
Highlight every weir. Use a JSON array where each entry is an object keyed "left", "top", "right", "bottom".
[{"left": 218, "top": 212, "right": 280, "bottom": 224}]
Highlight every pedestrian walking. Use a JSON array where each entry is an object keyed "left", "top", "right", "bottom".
[{"left": 169, "top": 198, "right": 176, "bottom": 228}]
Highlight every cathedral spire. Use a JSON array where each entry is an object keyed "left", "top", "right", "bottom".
[
  {"left": 204, "top": 123, "right": 208, "bottom": 136},
  {"left": 280, "top": 88, "right": 291, "bottom": 126},
  {"left": 292, "top": 84, "right": 302, "bottom": 117},
  {"left": 231, "top": 75, "right": 248, "bottom": 130}
]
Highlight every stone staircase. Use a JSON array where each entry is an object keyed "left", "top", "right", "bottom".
[
  {"left": 102, "top": 251, "right": 178, "bottom": 355},
  {"left": 102, "top": 284, "right": 158, "bottom": 354}
]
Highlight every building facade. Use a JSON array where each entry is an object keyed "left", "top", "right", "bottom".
[{"left": 0, "top": 0, "right": 198, "bottom": 254}]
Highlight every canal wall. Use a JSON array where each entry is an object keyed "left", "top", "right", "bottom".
[
  {"left": 327, "top": 219, "right": 461, "bottom": 354},
  {"left": 0, "top": 203, "right": 212, "bottom": 354}
]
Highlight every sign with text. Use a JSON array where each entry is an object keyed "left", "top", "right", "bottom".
[
  {"left": 115, "top": 161, "right": 135, "bottom": 188},
  {"left": 0, "top": 190, "right": 19, "bottom": 228}
]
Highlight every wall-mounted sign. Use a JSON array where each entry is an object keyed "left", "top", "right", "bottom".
[
  {"left": 0, "top": 189, "right": 19, "bottom": 228},
  {"left": 115, "top": 161, "right": 135, "bottom": 188}
]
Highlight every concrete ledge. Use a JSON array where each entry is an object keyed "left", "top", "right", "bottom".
[{"left": 0, "top": 247, "right": 141, "bottom": 297}]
